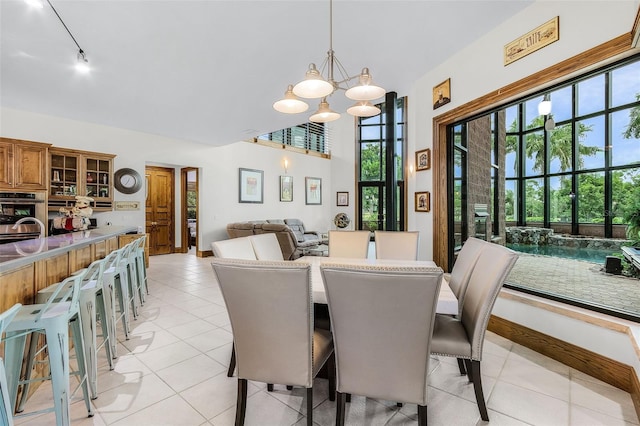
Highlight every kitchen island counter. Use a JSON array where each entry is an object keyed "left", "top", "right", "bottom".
[
  {"left": 0, "top": 226, "right": 136, "bottom": 272},
  {"left": 0, "top": 226, "right": 137, "bottom": 312}
]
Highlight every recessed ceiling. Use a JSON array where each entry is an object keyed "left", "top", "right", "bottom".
[{"left": 0, "top": 0, "right": 533, "bottom": 146}]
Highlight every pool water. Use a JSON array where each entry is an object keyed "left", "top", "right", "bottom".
[{"left": 506, "top": 243, "right": 615, "bottom": 264}]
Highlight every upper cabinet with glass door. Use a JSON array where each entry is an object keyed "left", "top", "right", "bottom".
[{"left": 49, "top": 148, "right": 116, "bottom": 211}]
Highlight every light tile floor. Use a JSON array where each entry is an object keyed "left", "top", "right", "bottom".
[{"left": 13, "top": 252, "right": 639, "bottom": 426}]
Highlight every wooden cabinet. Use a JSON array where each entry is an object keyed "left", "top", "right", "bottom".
[
  {"left": 49, "top": 148, "right": 115, "bottom": 211},
  {"left": 0, "top": 138, "right": 50, "bottom": 190}
]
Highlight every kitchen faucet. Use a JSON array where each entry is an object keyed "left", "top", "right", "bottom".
[{"left": 12, "top": 217, "right": 45, "bottom": 239}]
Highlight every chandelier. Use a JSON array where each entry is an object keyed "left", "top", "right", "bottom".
[{"left": 273, "top": 0, "right": 385, "bottom": 123}]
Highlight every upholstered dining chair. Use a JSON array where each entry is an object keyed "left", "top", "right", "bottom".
[
  {"left": 211, "top": 258, "right": 335, "bottom": 426},
  {"left": 320, "top": 264, "right": 443, "bottom": 425},
  {"left": 443, "top": 237, "right": 486, "bottom": 316},
  {"left": 374, "top": 230, "right": 420, "bottom": 260},
  {"left": 328, "top": 230, "right": 370, "bottom": 258},
  {"left": 430, "top": 243, "right": 518, "bottom": 421},
  {"left": 248, "top": 233, "right": 284, "bottom": 260},
  {"left": 211, "top": 237, "right": 257, "bottom": 260}
]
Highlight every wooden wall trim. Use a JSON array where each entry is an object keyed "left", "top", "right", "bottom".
[
  {"left": 488, "top": 315, "right": 640, "bottom": 419},
  {"left": 432, "top": 33, "right": 636, "bottom": 270}
]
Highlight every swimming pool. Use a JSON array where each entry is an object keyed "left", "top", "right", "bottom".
[{"left": 506, "top": 243, "right": 615, "bottom": 264}]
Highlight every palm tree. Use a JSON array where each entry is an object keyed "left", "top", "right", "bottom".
[
  {"left": 623, "top": 94, "right": 640, "bottom": 139},
  {"left": 506, "top": 115, "right": 599, "bottom": 173}
]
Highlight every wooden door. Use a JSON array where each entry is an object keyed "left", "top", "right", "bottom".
[{"left": 146, "top": 166, "right": 174, "bottom": 255}]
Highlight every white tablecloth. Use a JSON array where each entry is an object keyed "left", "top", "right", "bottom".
[{"left": 295, "top": 256, "right": 458, "bottom": 315}]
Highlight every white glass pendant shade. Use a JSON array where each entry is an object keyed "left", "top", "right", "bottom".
[
  {"left": 293, "top": 63, "right": 334, "bottom": 99},
  {"left": 309, "top": 98, "right": 340, "bottom": 123},
  {"left": 346, "top": 101, "right": 381, "bottom": 117},
  {"left": 544, "top": 116, "right": 555, "bottom": 131},
  {"left": 24, "top": 0, "right": 44, "bottom": 9},
  {"left": 345, "top": 68, "right": 385, "bottom": 101},
  {"left": 273, "top": 85, "right": 309, "bottom": 114},
  {"left": 538, "top": 94, "right": 552, "bottom": 116},
  {"left": 75, "top": 50, "right": 90, "bottom": 73}
]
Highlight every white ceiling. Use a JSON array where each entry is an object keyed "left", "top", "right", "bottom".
[{"left": 0, "top": 0, "right": 534, "bottom": 146}]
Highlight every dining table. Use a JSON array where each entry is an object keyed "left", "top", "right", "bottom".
[{"left": 295, "top": 256, "right": 458, "bottom": 315}]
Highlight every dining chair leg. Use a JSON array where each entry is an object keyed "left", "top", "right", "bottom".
[
  {"left": 469, "top": 360, "right": 489, "bottom": 421},
  {"left": 306, "top": 387, "right": 313, "bottom": 426},
  {"left": 346, "top": 393, "right": 351, "bottom": 403},
  {"left": 227, "top": 344, "right": 236, "bottom": 377},
  {"left": 335, "top": 391, "right": 346, "bottom": 426},
  {"left": 235, "top": 379, "right": 247, "bottom": 426},
  {"left": 463, "top": 358, "right": 473, "bottom": 383},
  {"left": 327, "top": 353, "right": 336, "bottom": 402},
  {"left": 418, "top": 405, "right": 428, "bottom": 425},
  {"left": 267, "top": 384, "right": 274, "bottom": 392},
  {"left": 287, "top": 386, "right": 293, "bottom": 390},
  {"left": 396, "top": 403, "right": 403, "bottom": 407},
  {"left": 457, "top": 358, "right": 466, "bottom": 375}
]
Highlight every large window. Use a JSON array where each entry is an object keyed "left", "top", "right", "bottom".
[
  {"left": 449, "top": 54, "right": 640, "bottom": 321},
  {"left": 356, "top": 96, "right": 406, "bottom": 232},
  {"left": 258, "top": 122, "right": 328, "bottom": 154},
  {"left": 501, "top": 56, "right": 640, "bottom": 235}
]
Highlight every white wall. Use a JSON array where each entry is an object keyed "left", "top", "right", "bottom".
[{"left": 0, "top": 107, "right": 332, "bottom": 248}]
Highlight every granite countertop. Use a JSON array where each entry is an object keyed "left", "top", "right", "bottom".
[{"left": 0, "top": 226, "right": 137, "bottom": 273}]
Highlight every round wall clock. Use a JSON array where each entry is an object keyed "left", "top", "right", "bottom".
[{"left": 114, "top": 168, "right": 143, "bottom": 194}]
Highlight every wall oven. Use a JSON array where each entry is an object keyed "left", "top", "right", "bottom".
[{"left": 0, "top": 191, "right": 47, "bottom": 243}]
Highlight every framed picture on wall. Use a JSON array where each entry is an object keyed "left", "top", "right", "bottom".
[
  {"left": 280, "top": 175, "right": 293, "bottom": 202},
  {"left": 305, "top": 177, "right": 322, "bottom": 205},
  {"left": 336, "top": 191, "right": 349, "bottom": 206},
  {"left": 415, "top": 191, "right": 430, "bottom": 212},
  {"left": 415, "top": 149, "right": 431, "bottom": 171},
  {"left": 238, "top": 168, "right": 263, "bottom": 203},
  {"left": 433, "top": 78, "right": 451, "bottom": 110}
]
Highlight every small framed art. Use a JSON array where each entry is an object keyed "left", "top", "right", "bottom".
[
  {"left": 415, "top": 149, "right": 431, "bottom": 171},
  {"left": 280, "top": 175, "right": 293, "bottom": 202},
  {"left": 305, "top": 177, "right": 322, "bottom": 205},
  {"left": 238, "top": 168, "right": 263, "bottom": 203},
  {"left": 415, "top": 191, "right": 430, "bottom": 212},
  {"left": 336, "top": 191, "right": 349, "bottom": 206},
  {"left": 433, "top": 78, "right": 451, "bottom": 110}
]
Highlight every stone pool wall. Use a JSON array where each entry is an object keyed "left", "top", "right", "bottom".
[{"left": 505, "top": 227, "right": 631, "bottom": 251}]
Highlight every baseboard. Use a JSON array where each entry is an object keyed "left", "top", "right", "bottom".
[
  {"left": 199, "top": 249, "right": 213, "bottom": 257},
  {"left": 488, "top": 315, "right": 640, "bottom": 419}
]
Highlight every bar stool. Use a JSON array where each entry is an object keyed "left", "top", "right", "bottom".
[
  {"left": 122, "top": 240, "right": 143, "bottom": 312},
  {"left": 103, "top": 247, "right": 132, "bottom": 356},
  {"left": 36, "top": 258, "right": 115, "bottom": 400},
  {"left": 3, "top": 274, "right": 93, "bottom": 425},
  {"left": 133, "top": 235, "right": 148, "bottom": 303},
  {"left": 0, "top": 303, "right": 21, "bottom": 426}
]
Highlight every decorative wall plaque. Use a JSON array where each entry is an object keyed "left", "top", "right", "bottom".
[{"left": 504, "top": 16, "right": 559, "bottom": 66}]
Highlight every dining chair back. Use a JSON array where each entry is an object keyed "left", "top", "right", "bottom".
[
  {"left": 0, "top": 303, "right": 21, "bottom": 426},
  {"left": 211, "top": 258, "right": 334, "bottom": 426},
  {"left": 374, "top": 230, "right": 419, "bottom": 260},
  {"left": 445, "top": 237, "right": 486, "bottom": 316},
  {"left": 320, "top": 264, "right": 443, "bottom": 425},
  {"left": 328, "top": 230, "right": 370, "bottom": 258},
  {"left": 431, "top": 242, "right": 518, "bottom": 421},
  {"left": 211, "top": 237, "right": 257, "bottom": 260},
  {"left": 248, "top": 233, "right": 284, "bottom": 260}
]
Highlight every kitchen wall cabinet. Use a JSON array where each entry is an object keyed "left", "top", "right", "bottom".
[
  {"left": 49, "top": 148, "right": 115, "bottom": 211},
  {"left": 0, "top": 138, "right": 50, "bottom": 191}
]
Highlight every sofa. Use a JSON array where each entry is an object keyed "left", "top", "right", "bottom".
[{"left": 226, "top": 219, "right": 326, "bottom": 260}]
